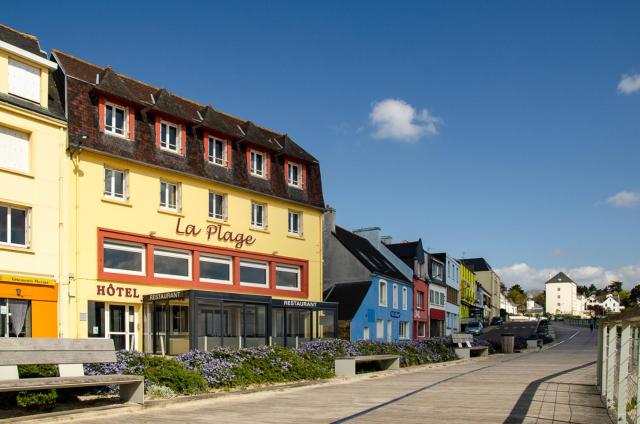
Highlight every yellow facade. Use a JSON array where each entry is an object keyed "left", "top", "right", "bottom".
[
  {"left": 0, "top": 44, "right": 67, "bottom": 338},
  {"left": 66, "top": 150, "right": 324, "bottom": 349},
  {"left": 459, "top": 262, "right": 476, "bottom": 322}
]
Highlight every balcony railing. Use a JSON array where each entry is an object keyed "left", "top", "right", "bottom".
[{"left": 597, "top": 308, "right": 640, "bottom": 423}]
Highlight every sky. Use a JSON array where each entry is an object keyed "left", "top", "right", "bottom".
[{"left": 5, "top": 1, "right": 639, "bottom": 291}]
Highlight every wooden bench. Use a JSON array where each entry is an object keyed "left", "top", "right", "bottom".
[
  {"left": 452, "top": 334, "right": 489, "bottom": 359},
  {"left": 0, "top": 338, "right": 144, "bottom": 404},
  {"left": 334, "top": 355, "right": 400, "bottom": 377}
]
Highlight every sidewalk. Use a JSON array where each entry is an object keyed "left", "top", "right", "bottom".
[{"left": 25, "top": 324, "right": 610, "bottom": 424}]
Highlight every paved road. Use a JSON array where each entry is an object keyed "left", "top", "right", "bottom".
[
  {"left": 46, "top": 324, "right": 609, "bottom": 424},
  {"left": 479, "top": 320, "right": 539, "bottom": 344}
]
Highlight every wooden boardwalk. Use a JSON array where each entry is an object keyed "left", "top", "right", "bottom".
[{"left": 39, "top": 324, "right": 609, "bottom": 424}]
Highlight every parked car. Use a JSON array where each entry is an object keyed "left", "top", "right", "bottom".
[
  {"left": 490, "top": 317, "right": 504, "bottom": 326},
  {"left": 465, "top": 321, "right": 483, "bottom": 336},
  {"left": 556, "top": 316, "right": 565, "bottom": 321}
]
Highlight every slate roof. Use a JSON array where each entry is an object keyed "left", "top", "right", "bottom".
[
  {"left": 324, "top": 281, "right": 371, "bottom": 321},
  {"left": 459, "top": 258, "right": 493, "bottom": 272},
  {"left": 545, "top": 272, "right": 575, "bottom": 285},
  {"left": 333, "top": 226, "right": 411, "bottom": 283},
  {"left": 386, "top": 240, "right": 423, "bottom": 261},
  {"left": 52, "top": 50, "right": 318, "bottom": 163},
  {"left": 0, "top": 24, "right": 46, "bottom": 58}
]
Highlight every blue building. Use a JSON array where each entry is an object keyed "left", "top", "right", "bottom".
[
  {"left": 323, "top": 209, "right": 413, "bottom": 342},
  {"left": 433, "top": 253, "right": 460, "bottom": 335}
]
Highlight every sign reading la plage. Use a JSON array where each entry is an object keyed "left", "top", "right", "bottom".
[{"left": 175, "top": 218, "right": 256, "bottom": 249}]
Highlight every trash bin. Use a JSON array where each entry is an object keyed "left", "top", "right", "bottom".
[{"left": 501, "top": 333, "right": 515, "bottom": 353}]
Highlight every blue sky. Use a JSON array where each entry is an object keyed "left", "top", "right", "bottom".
[{"left": 5, "top": 1, "right": 639, "bottom": 289}]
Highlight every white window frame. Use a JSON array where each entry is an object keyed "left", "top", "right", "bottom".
[
  {"left": 199, "top": 254, "right": 232, "bottom": 284},
  {"left": 104, "top": 167, "right": 128, "bottom": 201},
  {"left": 103, "top": 240, "right": 145, "bottom": 276},
  {"left": 239, "top": 260, "right": 269, "bottom": 287},
  {"left": 275, "top": 265, "right": 300, "bottom": 291},
  {"left": 153, "top": 247, "right": 192, "bottom": 280},
  {"left": 8, "top": 58, "right": 40, "bottom": 103},
  {"left": 0, "top": 205, "right": 30, "bottom": 248},
  {"left": 379, "top": 280, "right": 388, "bottom": 307},
  {"left": 0, "top": 125, "right": 30, "bottom": 174},
  {"left": 402, "top": 286, "right": 408, "bottom": 311},
  {"left": 287, "top": 210, "right": 302, "bottom": 236},
  {"left": 392, "top": 284, "right": 398, "bottom": 309},
  {"left": 104, "top": 102, "right": 129, "bottom": 137},
  {"left": 250, "top": 149, "right": 266, "bottom": 177},
  {"left": 376, "top": 319, "right": 384, "bottom": 339},
  {"left": 287, "top": 161, "right": 302, "bottom": 188},
  {"left": 208, "top": 192, "right": 227, "bottom": 221},
  {"left": 251, "top": 202, "right": 267, "bottom": 229},
  {"left": 160, "top": 181, "right": 180, "bottom": 211},
  {"left": 208, "top": 136, "right": 227, "bottom": 167},
  {"left": 160, "top": 120, "right": 181, "bottom": 153},
  {"left": 399, "top": 321, "right": 409, "bottom": 339},
  {"left": 363, "top": 326, "right": 370, "bottom": 340}
]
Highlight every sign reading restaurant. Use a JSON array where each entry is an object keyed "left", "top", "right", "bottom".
[
  {"left": 143, "top": 291, "right": 188, "bottom": 301},
  {"left": 175, "top": 218, "right": 256, "bottom": 249}
]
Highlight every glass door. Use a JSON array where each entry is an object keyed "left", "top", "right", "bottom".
[{"left": 106, "top": 303, "right": 137, "bottom": 351}]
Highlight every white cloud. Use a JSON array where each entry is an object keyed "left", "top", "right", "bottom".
[
  {"left": 495, "top": 263, "right": 640, "bottom": 292},
  {"left": 607, "top": 191, "right": 640, "bottom": 208},
  {"left": 369, "top": 98, "right": 441, "bottom": 142},
  {"left": 618, "top": 73, "right": 640, "bottom": 95}
]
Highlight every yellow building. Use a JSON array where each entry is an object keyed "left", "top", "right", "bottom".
[
  {"left": 53, "top": 50, "right": 336, "bottom": 353},
  {"left": 0, "top": 25, "right": 67, "bottom": 338},
  {"left": 459, "top": 261, "right": 477, "bottom": 324}
]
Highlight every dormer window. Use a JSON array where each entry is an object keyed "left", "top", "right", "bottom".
[
  {"left": 8, "top": 58, "right": 40, "bottom": 103},
  {"left": 287, "top": 161, "right": 302, "bottom": 188},
  {"left": 250, "top": 149, "right": 267, "bottom": 178},
  {"left": 208, "top": 136, "right": 227, "bottom": 167},
  {"left": 105, "top": 102, "right": 128, "bottom": 137},
  {"left": 160, "top": 121, "right": 181, "bottom": 153}
]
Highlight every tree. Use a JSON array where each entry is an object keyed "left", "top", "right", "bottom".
[
  {"left": 588, "top": 284, "right": 597, "bottom": 294},
  {"left": 533, "top": 291, "right": 545, "bottom": 310},
  {"left": 608, "top": 281, "right": 623, "bottom": 292},
  {"left": 577, "top": 285, "right": 590, "bottom": 296},
  {"left": 507, "top": 284, "right": 527, "bottom": 306},
  {"left": 586, "top": 304, "right": 605, "bottom": 317},
  {"left": 619, "top": 290, "right": 634, "bottom": 308}
]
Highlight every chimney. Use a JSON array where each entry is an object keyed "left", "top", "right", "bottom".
[
  {"left": 353, "top": 227, "right": 381, "bottom": 247},
  {"left": 324, "top": 205, "right": 336, "bottom": 233},
  {"left": 380, "top": 235, "right": 393, "bottom": 244}
]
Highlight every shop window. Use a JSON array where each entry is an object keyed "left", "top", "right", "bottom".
[
  {"left": 208, "top": 192, "right": 227, "bottom": 221},
  {"left": 288, "top": 210, "right": 302, "bottom": 236},
  {"left": 0, "top": 204, "right": 29, "bottom": 248},
  {"left": 171, "top": 304, "right": 189, "bottom": 334},
  {"left": 275, "top": 265, "right": 300, "bottom": 290},
  {"left": 318, "top": 309, "right": 335, "bottom": 338},
  {"left": 88, "top": 301, "right": 105, "bottom": 337},
  {"left": 154, "top": 248, "right": 191, "bottom": 280},
  {"left": 104, "top": 167, "right": 128, "bottom": 201},
  {"left": 103, "top": 240, "right": 145, "bottom": 275},
  {"left": 160, "top": 181, "right": 180, "bottom": 211},
  {"left": 8, "top": 58, "right": 40, "bottom": 103},
  {"left": 376, "top": 319, "right": 384, "bottom": 339},
  {"left": 105, "top": 102, "right": 128, "bottom": 137},
  {"left": 0, "top": 298, "right": 31, "bottom": 337},
  {"left": 240, "top": 260, "right": 268, "bottom": 287},
  {"left": 0, "top": 125, "right": 29, "bottom": 174},
  {"left": 245, "top": 304, "right": 266, "bottom": 348},
  {"left": 199, "top": 254, "right": 232, "bottom": 284},
  {"left": 88, "top": 301, "right": 137, "bottom": 351},
  {"left": 251, "top": 202, "right": 267, "bottom": 229}
]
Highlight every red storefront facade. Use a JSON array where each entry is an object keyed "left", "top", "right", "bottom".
[{"left": 413, "top": 277, "right": 430, "bottom": 339}]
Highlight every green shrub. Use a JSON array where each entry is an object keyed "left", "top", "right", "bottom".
[
  {"left": 18, "top": 364, "right": 58, "bottom": 378},
  {"left": 16, "top": 390, "right": 58, "bottom": 411},
  {"left": 142, "top": 356, "right": 207, "bottom": 395}
]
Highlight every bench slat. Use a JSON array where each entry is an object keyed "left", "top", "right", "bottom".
[
  {"left": 0, "top": 339, "right": 116, "bottom": 365},
  {"left": 0, "top": 374, "right": 143, "bottom": 392}
]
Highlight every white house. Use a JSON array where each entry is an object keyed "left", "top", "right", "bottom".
[
  {"left": 526, "top": 298, "right": 544, "bottom": 315},
  {"left": 545, "top": 272, "right": 585, "bottom": 316},
  {"left": 587, "top": 294, "right": 623, "bottom": 313},
  {"left": 500, "top": 292, "right": 518, "bottom": 315}
]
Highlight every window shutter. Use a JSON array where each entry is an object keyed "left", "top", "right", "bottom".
[
  {"left": 0, "top": 125, "right": 29, "bottom": 173},
  {"left": 8, "top": 59, "right": 40, "bottom": 103},
  {"left": 226, "top": 140, "right": 232, "bottom": 168},
  {"left": 180, "top": 126, "right": 187, "bottom": 156},
  {"left": 128, "top": 108, "right": 135, "bottom": 140}
]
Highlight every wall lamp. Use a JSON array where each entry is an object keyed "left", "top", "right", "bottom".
[{"left": 69, "top": 132, "right": 88, "bottom": 157}]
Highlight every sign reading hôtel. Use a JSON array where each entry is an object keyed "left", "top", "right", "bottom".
[{"left": 175, "top": 218, "right": 256, "bottom": 249}]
